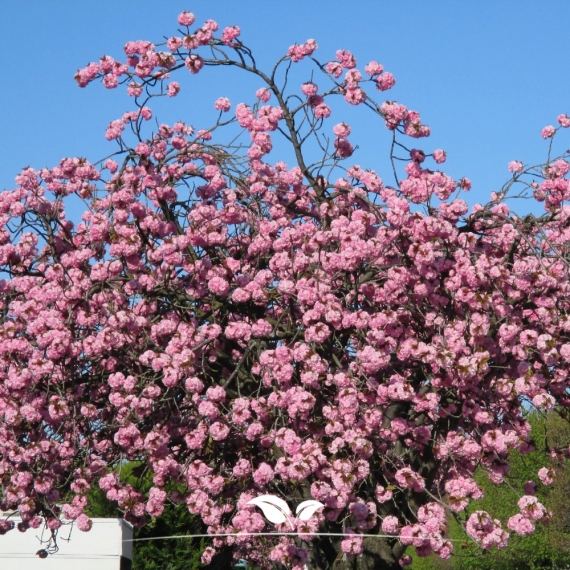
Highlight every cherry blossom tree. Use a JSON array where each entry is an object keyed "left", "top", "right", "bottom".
[{"left": 1, "top": 8, "right": 570, "bottom": 570}]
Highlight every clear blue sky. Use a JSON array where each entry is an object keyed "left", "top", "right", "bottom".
[{"left": 1, "top": 1, "right": 569, "bottom": 214}]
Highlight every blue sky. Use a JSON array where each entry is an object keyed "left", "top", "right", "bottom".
[{"left": 1, "top": 1, "right": 569, "bottom": 215}]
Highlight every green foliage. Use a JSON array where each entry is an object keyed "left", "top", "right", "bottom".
[
  {"left": 85, "top": 483, "right": 122, "bottom": 518},
  {"left": 131, "top": 503, "right": 205, "bottom": 570},
  {"left": 409, "top": 411, "right": 570, "bottom": 570},
  {"left": 85, "top": 462, "right": 205, "bottom": 570},
  {"left": 450, "top": 412, "right": 570, "bottom": 570},
  {"left": 409, "top": 550, "right": 451, "bottom": 570}
]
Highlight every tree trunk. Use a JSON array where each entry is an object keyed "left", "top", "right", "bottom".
[
  {"left": 306, "top": 536, "right": 408, "bottom": 570},
  {"left": 204, "top": 536, "right": 407, "bottom": 569}
]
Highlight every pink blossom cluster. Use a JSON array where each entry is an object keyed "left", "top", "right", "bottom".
[
  {"left": 507, "top": 494, "right": 549, "bottom": 536},
  {"left": 287, "top": 39, "right": 318, "bottom": 62},
  {"left": 465, "top": 511, "right": 509, "bottom": 549}
]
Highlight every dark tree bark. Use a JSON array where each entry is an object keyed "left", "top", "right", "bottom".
[
  {"left": 204, "top": 537, "right": 408, "bottom": 569},
  {"left": 311, "top": 537, "right": 407, "bottom": 570}
]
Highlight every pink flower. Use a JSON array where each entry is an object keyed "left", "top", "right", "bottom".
[
  {"left": 532, "top": 393, "right": 555, "bottom": 410},
  {"left": 399, "top": 524, "right": 429, "bottom": 547},
  {"left": 167, "top": 37, "right": 183, "bottom": 51},
  {"left": 233, "top": 459, "right": 251, "bottom": 478},
  {"left": 177, "top": 11, "right": 196, "bottom": 27},
  {"left": 520, "top": 329, "right": 538, "bottom": 347},
  {"left": 105, "top": 119, "right": 126, "bottom": 141},
  {"left": 541, "top": 125, "right": 556, "bottom": 139},
  {"left": 269, "top": 542, "right": 308, "bottom": 566},
  {"left": 214, "top": 97, "right": 231, "bottom": 112},
  {"left": 344, "top": 87, "right": 366, "bottom": 105},
  {"left": 301, "top": 82, "right": 318, "bottom": 97},
  {"left": 381, "top": 515, "right": 399, "bottom": 534},
  {"left": 251, "top": 319, "right": 272, "bottom": 336},
  {"left": 198, "top": 400, "right": 219, "bottom": 420},
  {"left": 208, "top": 276, "right": 230, "bottom": 296},
  {"left": 203, "top": 19, "right": 219, "bottom": 32},
  {"left": 334, "top": 137, "right": 354, "bottom": 158},
  {"left": 253, "top": 462, "right": 274, "bottom": 486},
  {"left": 466, "top": 511, "right": 508, "bottom": 548},
  {"left": 538, "top": 467, "right": 554, "bottom": 485},
  {"left": 221, "top": 25, "right": 241, "bottom": 45},
  {"left": 135, "top": 142, "right": 151, "bottom": 156},
  {"left": 341, "top": 529, "right": 363, "bottom": 556},
  {"left": 105, "top": 159, "right": 118, "bottom": 173},
  {"left": 333, "top": 123, "right": 351, "bottom": 138},
  {"left": 305, "top": 323, "right": 331, "bottom": 343},
  {"left": 394, "top": 468, "right": 425, "bottom": 492},
  {"left": 314, "top": 103, "right": 331, "bottom": 119},
  {"left": 558, "top": 113, "right": 570, "bottom": 127},
  {"left": 287, "top": 44, "right": 305, "bottom": 62},
  {"left": 410, "top": 149, "right": 426, "bottom": 163},
  {"left": 185, "top": 54, "right": 204, "bottom": 74},
  {"left": 286, "top": 39, "right": 317, "bottom": 62},
  {"left": 518, "top": 495, "right": 546, "bottom": 520},
  {"left": 381, "top": 101, "right": 408, "bottom": 129},
  {"left": 302, "top": 39, "right": 318, "bottom": 55},
  {"left": 167, "top": 81, "right": 181, "bottom": 97},
  {"left": 326, "top": 61, "right": 343, "bottom": 78},
  {"left": 146, "top": 487, "right": 167, "bottom": 517},
  {"left": 344, "top": 69, "right": 362, "bottom": 86},
  {"left": 76, "top": 514, "right": 92, "bottom": 532},
  {"left": 255, "top": 87, "right": 271, "bottom": 102},
  {"left": 507, "top": 513, "right": 535, "bottom": 536},
  {"left": 375, "top": 485, "right": 393, "bottom": 503},
  {"left": 74, "top": 62, "right": 100, "bottom": 87},
  {"left": 209, "top": 422, "right": 230, "bottom": 441},
  {"left": 206, "top": 385, "right": 226, "bottom": 402},
  {"left": 127, "top": 82, "right": 143, "bottom": 97},
  {"left": 365, "top": 61, "right": 384, "bottom": 76},
  {"left": 433, "top": 149, "right": 447, "bottom": 164},
  {"left": 336, "top": 49, "right": 357, "bottom": 69},
  {"left": 99, "top": 55, "right": 114, "bottom": 74},
  {"left": 357, "top": 345, "right": 390, "bottom": 374},
  {"left": 103, "top": 74, "right": 118, "bottom": 89},
  {"left": 201, "top": 547, "right": 216, "bottom": 565},
  {"left": 508, "top": 160, "right": 523, "bottom": 173},
  {"left": 375, "top": 72, "right": 396, "bottom": 91}
]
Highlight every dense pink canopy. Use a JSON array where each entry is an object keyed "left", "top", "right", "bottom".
[{"left": 1, "top": 9, "right": 570, "bottom": 569}]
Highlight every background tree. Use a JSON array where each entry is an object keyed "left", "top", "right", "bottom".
[
  {"left": 410, "top": 411, "right": 570, "bottom": 570},
  {"left": 1, "top": 8, "right": 570, "bottom": 570},
  {"left": 85, "top": 463, "right": 204, "bottom": 570}
]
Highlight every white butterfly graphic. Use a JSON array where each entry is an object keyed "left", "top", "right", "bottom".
[
  {"left": 247, "top": 494, "right": 325, "bottom": 529},
  {"left": 244, "top": 495, "right": 325, "bottom": 569}
]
